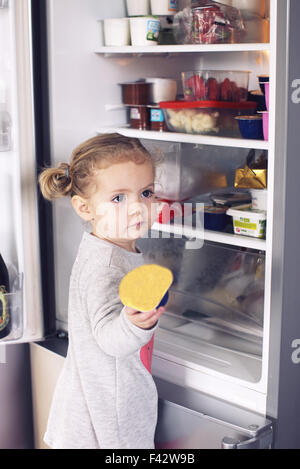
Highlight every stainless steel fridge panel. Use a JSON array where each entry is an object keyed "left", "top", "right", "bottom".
[
  {"left": 267, "top": 0, "right": 300, "bottom": 449},
  {"left": 0, "top": 344, "right": 33, "bottom": 448},
  {"left": 154, "top": 377, "right": 273, "bottom": 449},
  {"left": 9, "top": 0, "right": 44, "bottom": 343}
]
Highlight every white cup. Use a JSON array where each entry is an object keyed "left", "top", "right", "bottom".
[
  {"left": 104, "top": 18, "right": 130, "bottom": 47},
  {"left": 250, "top": 189, "right": 268, "bottom": 211},
  {"left": 146, "top": 78, "right": 177, "bottom": 103},
  {"left": 126, "top": 0, "right": 150, "bottom": 17},
  {"left": 151, "top": 0, "right": 179, "bottom": 16},
  {"left": 130, "top": 17, "right": 161, "bottom": 46}
]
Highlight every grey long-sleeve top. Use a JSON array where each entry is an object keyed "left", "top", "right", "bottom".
[{"left": 44, "top": 231, "right": 159, "bottom": 449}]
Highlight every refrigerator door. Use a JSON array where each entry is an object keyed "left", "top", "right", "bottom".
[
  {"left": 154, "top": 377, "right": 273, "bottom": 450},
  {"left": 0, "top": 0, "right": 48, "bottom": 343}
]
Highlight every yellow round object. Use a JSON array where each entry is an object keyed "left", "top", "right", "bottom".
[{"left": 119, "top": 264, "right": 173, "bottom": 312}]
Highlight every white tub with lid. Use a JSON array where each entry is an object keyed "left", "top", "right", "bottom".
[
  {"left": 130, "top": 17, "right": 161, "bottom": 46},
  {"left": 126, "top": 0, "right": 150, "bottom": 16},
  {"left": 151, "top": 0, "right": 179, "bottom": 16},
  {"left": 104, "top": 18, "right": 130, "bottom": 46},
  {"left": 227, "top": 206, "right": 267, "bottom": 239},
  {"left": 145, "top": 78, "right": 177, "bottom": 103}
]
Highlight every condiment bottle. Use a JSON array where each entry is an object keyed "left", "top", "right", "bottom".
[{"left": 0, "top": 253, "right": 11, "bottom": 339}]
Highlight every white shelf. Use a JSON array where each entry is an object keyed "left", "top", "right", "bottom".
[
  {"left": 97, "top": 126, "right": 269, "bottom": 150},
  {"left": 151, "top": 222, "right": 266, "bottom": 251},
  {"left": 96, "top": 43, "right": 270, "bottom": 56}
]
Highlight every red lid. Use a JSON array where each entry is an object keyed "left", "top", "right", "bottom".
[{"left": 159, "top": 100, "right": 257, "bottom": 110}]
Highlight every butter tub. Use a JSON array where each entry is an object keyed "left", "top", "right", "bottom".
[{"left": 227, "top": 206, "right": 267, "bottom": 239}]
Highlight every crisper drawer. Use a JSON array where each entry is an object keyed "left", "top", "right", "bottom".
[
  {"left": 154, "top": 378, "right": 273, "bottom": 450},
  {"left": 138, "top": 238, "right": 265, "bottom": 383}
]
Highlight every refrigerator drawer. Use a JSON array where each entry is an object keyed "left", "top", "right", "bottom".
[{"left": 154, "top": 377, "right": 273, "bottom": 449}]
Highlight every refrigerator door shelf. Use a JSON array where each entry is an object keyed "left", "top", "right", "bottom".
[
  {"left": 0, "top": 272, "right": 23, "bottom": 342},
  {"left": 0, "top": 0, "right": 47, "bottom": 344}
]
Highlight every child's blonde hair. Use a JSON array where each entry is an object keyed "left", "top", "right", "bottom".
[{"left": 39, "top": 133, "right": 157, "bottom": 201}]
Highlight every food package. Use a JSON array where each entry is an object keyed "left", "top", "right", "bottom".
[
  {"left": 182, "top": 70, "right": 250, "bottom": 102},
  {"left": 174, "top": 0, "right": 245, "bottom": 44},
  {"left": 210, "top": 192, "right": 252, "bottom": 207},
  {"left": 234, "top": 149, "right": 267, "bottom": 189},
  {"left": 119, "top": 264, "right": 173, "bottom": 312}
]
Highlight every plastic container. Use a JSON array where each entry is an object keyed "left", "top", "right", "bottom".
[
  {"left": 238, "top": 17, "right": 270, "bottom": 43},
  {"left": 191, "top": 6, "right": 232, "bottom": 44},
  {"left": 227, "top": 206, "right": 267, "bottom": 238},
  {"left": 235, "top": 115, "right": 264, "bottom": 140},
  {"left": 120, "top": 82, "right": 152, "bottom": 105},
  {"left": 150, "top": 106, "right": 168, "bottom": 132},
  {"left": 191, "top": 3, "right": 244, "bottom": 45},
  {"left": 145, "top": 78, "right": 177, "bottom": 103},
  {"left": 104, "top": 18, "right": 130, "bottom": 46},
  {"left": 231, "top": 0, "right": 266, "bottom": 18},
  {"left": 151, "top": 0, "right": 179, "bottom": 16},
  {"left": 126, "top": 0, "right": 150, "bottom": 17},
  {"left": 130, "top": 17, "right": 161, "bottom": 46},
  {"left": 129, "top": 106, "right": 150, "bottom": 130},
  {"left": 157, "top": 199, "right": 189, "bottom": 224},
  {"left": 182, "top": 70, "right": 250, "bottom": 102},
  {"left": 250, "top": 189, "right": 268, "bottom": 211},
  {"left": 159, "top": 100, "right": 257, "bottom": 137}
]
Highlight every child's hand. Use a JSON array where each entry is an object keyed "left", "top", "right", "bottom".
[{"left": 125, "top": 305, "right": 165, "bottom": 330}]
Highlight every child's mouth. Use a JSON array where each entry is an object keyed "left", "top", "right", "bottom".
[{"left": 129, "top": 221, "right": 144, "bottom": 230}]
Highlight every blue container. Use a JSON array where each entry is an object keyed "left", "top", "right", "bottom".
[
  {"left": 204, "top": 205, "right": 228, "bottom": 231},
  {"left": 235, "top": 115, "right": 264, "bottom": 140}
]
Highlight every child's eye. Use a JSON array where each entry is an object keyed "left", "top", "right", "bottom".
[
  {"left": 142, "top": 190, "right": 154, "bottom": 199},
  {"left": 112, "top": 194, "right": 126, "bottom": 204}
]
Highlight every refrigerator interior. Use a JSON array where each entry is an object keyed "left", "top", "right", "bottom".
[{"left": 47, "top": 0, "right": 271, "bottom": 411}]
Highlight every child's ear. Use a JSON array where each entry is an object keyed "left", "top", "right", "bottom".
[{"left": 72, "top": 196, "right": 93, "bottom": 221}]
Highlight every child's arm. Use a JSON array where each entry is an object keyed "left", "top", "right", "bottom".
[{"left": 83, "top": 266, "right": 161, "bottom": 358}]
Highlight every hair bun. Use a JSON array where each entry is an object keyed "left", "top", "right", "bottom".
[{"left": 39, "top": 162, "right": 72, "bottom": 201}]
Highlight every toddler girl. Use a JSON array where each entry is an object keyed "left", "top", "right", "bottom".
[{"left": 39, "top": 133, "right": 165, "bottom": 449}]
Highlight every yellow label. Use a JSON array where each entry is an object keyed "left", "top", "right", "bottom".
[
  {"left": 0, "top": 291, "right": 9, "bottom": 331},
  {"left": 234, "top": 220, "right": 258, "bottom": 230}
]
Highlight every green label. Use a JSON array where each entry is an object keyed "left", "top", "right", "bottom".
[{"left": 147, "top": 20, "right": 160, "bottom": 42}]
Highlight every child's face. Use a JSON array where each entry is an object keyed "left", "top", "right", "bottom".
[{"left": 87, "top": 160, "right": 160, "bottom": 246}]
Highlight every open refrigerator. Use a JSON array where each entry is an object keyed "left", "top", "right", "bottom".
[{"left": 1, "top": 0, "right": 300, "bottom": 449}]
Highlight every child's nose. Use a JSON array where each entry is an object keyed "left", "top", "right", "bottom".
[{"left": 128, "top": 201, "right": 143, "bottom": 217}]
